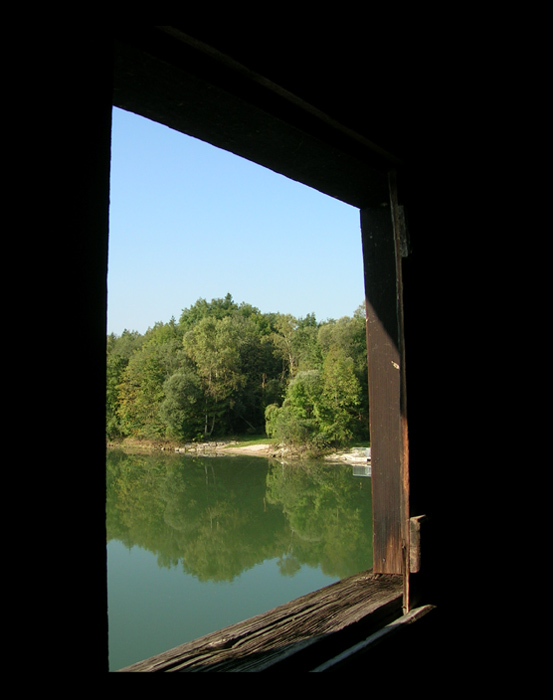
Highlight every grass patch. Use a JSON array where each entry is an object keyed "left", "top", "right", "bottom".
[{"left": 227, "top": 434, "right": 274, "bottom": 447}]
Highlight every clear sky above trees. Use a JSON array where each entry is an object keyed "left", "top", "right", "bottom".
[{"left": 108, "top": 107, "right": 364, "bottom": 336}]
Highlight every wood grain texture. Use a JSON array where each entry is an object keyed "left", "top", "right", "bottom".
[{"left": 361, "top": 199, "right": 406, "bottom": 574}]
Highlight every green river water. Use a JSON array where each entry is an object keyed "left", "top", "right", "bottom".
[{"left": 106, "top": 449, "right": 373, "bottom": 670}]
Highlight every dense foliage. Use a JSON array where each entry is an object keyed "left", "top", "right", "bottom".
[{"left": 107, "top": 294, "right": 369, "bottom": 450}]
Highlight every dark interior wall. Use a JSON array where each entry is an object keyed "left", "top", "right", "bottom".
[{"left": 29, "top": 28, "right": 114, "bottom": 672}]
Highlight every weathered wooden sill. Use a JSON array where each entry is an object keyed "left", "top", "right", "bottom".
[{"left": 117, "top": 570, "right": 406, "bottom": 672}]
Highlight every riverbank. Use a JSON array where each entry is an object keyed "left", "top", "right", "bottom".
[
  {"left": 107, "top": 437, "right": 269, "bottom": 455},
  {"left": 107, "top": 437, "right": 370, "bottom": 465}
]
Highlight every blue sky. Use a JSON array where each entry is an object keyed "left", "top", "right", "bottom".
[{"left": 107, "top": 107, "right": 365, "bottom": 336}]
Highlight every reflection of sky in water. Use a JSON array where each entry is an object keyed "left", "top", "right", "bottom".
[{"left": 107, "top": 539, "right": 337, "bottom": 671}]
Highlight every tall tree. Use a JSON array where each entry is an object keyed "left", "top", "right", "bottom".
[
  {"left": 182, "top": 315, "right": 245, "bottom": 436},
  {"left": 106, "top": 329, "right": 144, "bottom": 439},
  {"left": 318, "top": 345, "right": 362, "bottom": 445},
  {"left": 269, "top": 313, "right": 299, "bottom": 379},
  {"left": 178, "top": 292, "right": 238, "bottom": 332},
  {"left": 159, "top": 368, "right": 204, "bottom": 441},
  {"left": 116, "top": 322, "right": 182, "bottom": 439}
]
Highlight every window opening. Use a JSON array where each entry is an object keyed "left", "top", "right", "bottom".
[{"left": 106, "top": 107, "right": 374, "bottom": 671}]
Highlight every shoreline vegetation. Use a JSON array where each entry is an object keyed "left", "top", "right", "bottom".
[
  {"left": 107, "top": 436, "right": 371, "bottom": 465},
  {"left": 107, "top": 294, "right": 370, "bottom": 456}
]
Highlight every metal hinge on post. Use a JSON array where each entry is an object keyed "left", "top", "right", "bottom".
[
  {"left": 388, "top": 170, "right": 410, "bottom": 258},
  {"left": 409, "top": 515, "right": 427, "bottom": 573}
]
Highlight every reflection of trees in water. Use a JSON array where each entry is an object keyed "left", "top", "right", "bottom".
[
  {"left": 277, "top": 554, "right": 302, "bottom": 577},
  {"left": 265, "top": 461, "right": 373, "bottom": 577},
  {"left": 106, "top": 451, "right": 372, "bottom": 583}
]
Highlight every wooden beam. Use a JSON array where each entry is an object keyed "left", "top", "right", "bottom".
[
  {"left": 361, "top": 173, "right": 408, "bottom": 576},
  {"left": 112, "top": 30, "right": 392, "bottom": 209}
]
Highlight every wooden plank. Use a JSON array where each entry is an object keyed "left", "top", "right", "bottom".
[
  {"left": 116, "top": 571, "right": 403, "bottom": 672},
  {"left": 361, "top": 179, "right": 407, "bottom": 575}
]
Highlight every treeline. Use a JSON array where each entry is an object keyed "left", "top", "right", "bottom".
[{"left": 107, "top": 293, "right": 369, "bottom": 451}]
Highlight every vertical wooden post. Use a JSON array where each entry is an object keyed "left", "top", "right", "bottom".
[
  {"left": 361, "top": 172, "right": 409, "bottom": 578},
  {"left": 34, "top": 28, "right": 113, "bottom": 671}
]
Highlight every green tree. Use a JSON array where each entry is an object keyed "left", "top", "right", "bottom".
[
  {"left": 227, "top": 313, "right": 280, "bottom": 433},
  {"left": 286, "top": 369, "right": 323, "bottom": 420},
  {"left": 106, "top": 329, "right": 144, "bottom": 439},
  {"left": 269, "top": 313, "right": 298, "bottom": 379},
  {"left": 116, "top": 322, "right": 182, "bottom": 439},
  {"left": 265, "top": 402, "right": 317, "bottom": 448},
  {"left": 182, "top": 315, "right": 245, "bottom": 437},
  {"left": 292, "top": 314, "right": 322, "bottom": 372},
  {"left": 318, "top": 345, "right": 362, "bottom": 445},
  {"left": 268, "top": 312, "right": 322, "bottom": 378},
  {"left": 178, "top": 292, "right": 238, "bottom": 332},
  {"left": 317, "top": 309, "right": 369, "bottom": 441},
  {"left": 265, "top": 371, "right": 321, "bottom": 448},
  {"left": 106, "top": 351, "right": 127, "bottom": 439},
  {"left": 159, "top": 368, "right": 204, "bottom": 441},
  {"left": 265, "top": 306, "right": 368, "bottom": 451}
]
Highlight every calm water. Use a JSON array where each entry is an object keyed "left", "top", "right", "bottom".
[{"left": 106, "top": 449, "right": 373, "bottom": 671}]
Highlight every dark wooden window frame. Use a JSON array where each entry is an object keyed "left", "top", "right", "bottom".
[{"left": 110, "top": 27, "right": 431, "bottom": 671}]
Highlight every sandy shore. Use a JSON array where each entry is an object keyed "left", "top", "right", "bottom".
[
  {"left": 222, "top": 443, "right": 274, "bottom": 456},
  {"left": 222, "top": 443, "right": 371, "bottom": 464}
]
